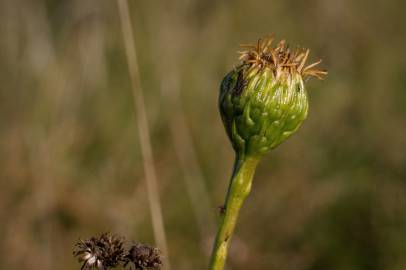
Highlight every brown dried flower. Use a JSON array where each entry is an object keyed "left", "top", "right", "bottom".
[
  {"left": 238, "top": 35, "right": 327, "bottom": 79},
  {"left": 125, "top": 243, "right": 162, "bottom": 270},
  {"left": 73, "top": 233, "right": 125, "bottom": 270}
]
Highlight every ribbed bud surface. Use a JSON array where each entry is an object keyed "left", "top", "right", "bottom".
[{"left": 219, "top": 36, "right": 326, "bottom": 157}]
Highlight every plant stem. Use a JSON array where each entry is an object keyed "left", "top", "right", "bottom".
[
  {"left": 117, "top": 1, "right": 170, "bottom": 269},
  {"left": 209, "top": 155, "right": 260, "bottom": 270}
]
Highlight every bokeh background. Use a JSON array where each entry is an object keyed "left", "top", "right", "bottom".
[{"left": 1, "top": 0, "right": 406, "bottom": 269}]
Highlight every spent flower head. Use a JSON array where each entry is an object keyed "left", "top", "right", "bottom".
[
  {"left": 73, "top": 233, "right": 163, "bottom": 270},
  {"left": 125, "top": 243, "right": 163, "bottom": 270},
  {"left": 219, "top": 35, "right": 327, "bottom": 157},
  {"left": 73, "top": 233, "right": 125, "bottom": 270}
]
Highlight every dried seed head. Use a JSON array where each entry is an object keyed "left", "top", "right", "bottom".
[
  {"left": 238, "top": 36, "right": 327, "bottom": 80},
  {"left": 125, "top": 243, "right": 163, "bottom": 270},
  {"left": 73, "top": 233, "right": 125, "bottom": 270},
  {"left": 219, "top": 35, "right": 327, "bottom": 157}
]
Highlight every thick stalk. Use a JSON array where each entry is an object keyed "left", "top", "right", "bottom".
[{"left": 209, "top": 155, "right": 260, "bottom": 270}]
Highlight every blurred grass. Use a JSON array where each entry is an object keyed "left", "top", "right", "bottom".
[{"left": 1, "top": 0, "right": 406, "bottom": 270}]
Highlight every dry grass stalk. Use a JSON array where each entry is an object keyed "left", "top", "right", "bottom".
[{"left": 116, "top": 1, "right": 170, "bottom": 269}]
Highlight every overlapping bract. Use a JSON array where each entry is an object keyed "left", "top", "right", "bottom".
[{"left": 219, "top": 36, "right": 326, "bottom": 157}]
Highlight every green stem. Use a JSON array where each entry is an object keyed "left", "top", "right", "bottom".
[{"left": 209, "top": 155, "right": 260, "bottom": 270}]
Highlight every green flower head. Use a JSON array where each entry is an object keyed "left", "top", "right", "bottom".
[{"left": 219, "top": 36, "right": 327, "bottom": 158}]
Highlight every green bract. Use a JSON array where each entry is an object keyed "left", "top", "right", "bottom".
[
  {"left": 219, "top": 37, "right": 326, "bottom": 158},
  {"left": 220, "top": 65, "right": 308, "bottom": 157}
]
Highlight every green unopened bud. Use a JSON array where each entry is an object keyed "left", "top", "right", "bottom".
[{"left": 219, "top": 36, "right": 327, "bottom": 157}]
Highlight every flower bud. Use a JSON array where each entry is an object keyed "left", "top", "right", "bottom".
[{"left": 219, "top": 36, "right": 326, "bottom": 157}]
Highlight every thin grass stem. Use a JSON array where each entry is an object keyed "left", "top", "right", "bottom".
[{"left": 117, "top": 1, "right": 170, "bottom": 270}]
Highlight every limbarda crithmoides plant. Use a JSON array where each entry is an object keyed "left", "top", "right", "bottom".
[{"left": 73, "top": 35, "right": 326, "bottom": 270}]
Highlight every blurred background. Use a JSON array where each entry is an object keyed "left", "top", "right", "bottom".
[{"left": 1, "top": 0, "right": 406, "bottom": 269}]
